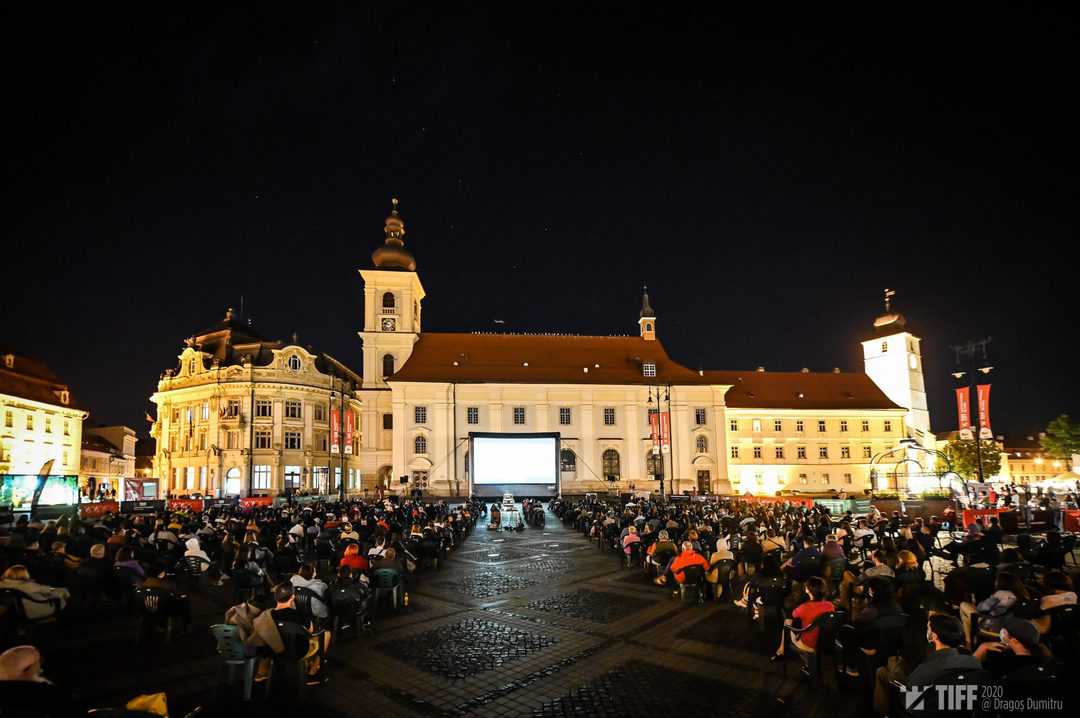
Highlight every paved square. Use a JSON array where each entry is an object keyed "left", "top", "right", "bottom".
[{"left": 527, "top": 588, "right": 652, "bottom": 623}]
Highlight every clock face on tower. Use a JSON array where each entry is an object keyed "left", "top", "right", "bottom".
[{"left": 381, "top": 317, "right": 396, "bottom": 332}]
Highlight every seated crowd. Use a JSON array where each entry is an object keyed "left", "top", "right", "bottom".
[
  {"left": 0, "top": 496, "right": 481, "bottom": 713},
  {"left": 554, "top": 495, "right": 1078, "bottom": 715}
]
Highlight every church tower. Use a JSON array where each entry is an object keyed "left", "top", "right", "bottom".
[
  {"left": 638, "top": 285, "right": 657, "bottom": 341},
  {"left": 861, "top": 290, "right": 931, "bottom": 444},
  {"left": 358, "top": 199, "right": 426, "bottom": 389}
]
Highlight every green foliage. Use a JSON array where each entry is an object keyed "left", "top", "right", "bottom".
[
  {"left": 1041, "top": 415, "right": 1080, "bottom": 466},
  {"left": 939, "top": 439, "right": 1002, "bottom": 481}
]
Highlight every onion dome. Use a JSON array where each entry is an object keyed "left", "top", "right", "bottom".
[{"left": 371, "top": 198, "right": 417, "bottom": 271}]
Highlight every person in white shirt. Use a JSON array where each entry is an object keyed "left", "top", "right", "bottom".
[{"left": 289, "top": 563, "right": 329, "bottom": 618}]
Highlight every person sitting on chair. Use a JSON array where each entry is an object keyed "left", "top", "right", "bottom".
[
  {"left": 248, "top": 582, "right": 329, "bottom": 684},
  {"left": 656, "top": 541, "right": 708, "bottom": 586},
  {"left": 0, "top": 566, "right": 69, "bottom": 620},
  {"left": 289, "top": 563, "right": 330, "bottom": 620},
  {"left": 772, "top": 576, "right": 834, "bottom": 666},
  {"left": 622, "top": 525, "right": 641, "bottom": 555},
  {"left": 339, "top": 543, "right": 369, "bottom": 573}
]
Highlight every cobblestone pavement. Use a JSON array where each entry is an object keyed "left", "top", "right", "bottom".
[{"left": 37, "top": 507, "right": 874, "bottom": 718}]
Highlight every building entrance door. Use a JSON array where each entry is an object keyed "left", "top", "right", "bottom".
[{"left": 697, "top": 470, "right": 711, "bottom": 494}]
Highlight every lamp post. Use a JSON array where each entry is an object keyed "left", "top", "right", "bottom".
[
  {"left": 647, "top": 386, "right": 670, "bottom": 501},
  {"left": 949, "top": 338, "right": 994, "bottom": 483}
]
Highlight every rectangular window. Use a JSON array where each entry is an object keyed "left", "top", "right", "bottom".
[
  {"left": 172, "top": 408, "right": 180, "bottom": 422},
  {"left": 44, "top": 416, "right": 52, "bottom": 433},
  {"left": 255, "top": 430, "right": 272, "bottom": 449},
  {"left": 201, "top": 402, "right": 209, "bottom": 421},
  {"left": 414, "top": 406, "right": 428, "bottom": 424},
  {"left": 603, "top": 407, "right": 616, "bottom": 425},
  {"left": 198, "top": 433, "right": 206, "bottom": 451},
  {"left": 775, "top": 446, "right": 784, "bottom": 459},
  {"left": 63, "top": 419, "right": 70, "bottom": 435},
  {"left": 284, "top": 431, "right": 302, "bottom": 450},
  {"left": 818, "top": 446, "right": 828, "bottom": 459},
  {"left": 695, "top": 408, "right": 707, "bottom": 425},
  {"left": 753, "top": 446, "right": 762, "bottom": 459},
  {"left": 314, "top": 404, "right": 325, "bottom": 422},
  {"left": 186, "top": 407, "right": 193, "bottom": 423},
  {"left": 844, "top": 473, "right": 853, "bottom": 484},
  {"left": 319, "top": 434, "right": 328, "bottom": 452},
  {"left": 643, "top": 362, "right": 656, "bottom": 377},
  {"left": 285, "top": 400, "right": 302, "bottom": 419},
  {"left": 729, "top": 419, "right": 738, "bottom": 432},
  {"left": 822, "top": 473, "right": 830, "bottom": 485},
  {"left": 773, "top": 419, "right": 782, "bottom": 432},
  {"left": 817, "top": 420, "right": 826, "bottom": 432},
  {"left": 861, "top": 420, "right": 869, "bottom": 432},
  {"left": 26, "top": 414, "right": 34, "bottom": 431},
  {"left": 752, "top": 419, "right": 762, "bottom": 432},
  {"left": 797, "top": 446, "right": 806, "bottom": 459},
  {"left": 383, "top": 414, "right": 393, "bottom": 430},
  {"left": 183, "top": 435, "right": 191, "bottom": 452},
  {"left": 559, "top": 407, "right": 571, "bottom": 425},
  {"left": 467, "top": 407, "right": 479, "bottom": 424},
  {"left": 255, "top": 400, "right": 272, "bottom": 418},
  {"left": 226, "top": 431, "right": 238, "bottom": 449},
  {"left": 841, "top": 446, "right": 851, "bottom": 459},
  {"left": 795, "top": 420, "right": 804, "bottom": 432},
  {"left": 225, "top": 400, "right": 240, "bottom": 417},
  {"left": 840, "top": 420, "right": 848, "bottom": 432},
  {"left": 798, "top": 473, "right": 808, "bottom": 484},
  {"left": 513, "top": 407, "right": 526, "bottom": 425},
  {"left": 252, "top": 465, "right": 271, "bottom": 490},
  {"left": 862, "top": 446, "right": 872, "bottom": 459},
  {"left": 169, "top": 436, "right": 176, "bottom": 452},
  {"left": 730, "top": 446, "right": 739, "bottom": 459},
  {"left": 4, "top": 411, "right": 11, "bottom": 428},
  {"left": 884, "top": 420, "right": 893, "bottom": 432},
  {"left": 313, "top": 466, "right": 329, "bottom": 491},
  {"left": 284, "top": 465, "right": 302, "bottom": 489},
  {"left": 186, "top": 466, "right": 196, "bottom": 490}
]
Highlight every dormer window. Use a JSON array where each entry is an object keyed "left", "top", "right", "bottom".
[
  {"left": 643, "top": 362, "right": 656, "bottom": 377},
  {"left": 881, "top": 340, "right": 889, "bottom": 353},
  {"left": 3, "top": 354, "right": 13, "bottom": 369},
  {"left": 287, "top": 355, "right": 302, "bottom": 372},
  {"left": 188, "top": 359, "right": 196, "bottom": 374},
  {"left": 59, "top": 390, "right": 70, "bottom": 405}
]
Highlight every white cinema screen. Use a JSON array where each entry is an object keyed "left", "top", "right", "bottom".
[{"left": 471, "top": 434, "right": 557, "bottom": 485}]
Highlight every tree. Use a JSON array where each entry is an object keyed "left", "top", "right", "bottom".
[
  {"left": 1041, "top": 415, "right": 1080, "bottom": 469},
  {"left": 939, "top": 439, "right": 1002, "bottom": 482}
]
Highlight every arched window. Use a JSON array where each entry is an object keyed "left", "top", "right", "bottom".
[
  {"left": 560, "top": 449, "right": 576, "bottom": 472},
  {"left": 382, "top": 292, "right": 396, "bottom": 309},
  {"left": 695, "top": 435, "right": 708, "bottom": 453},
  {"left": 287, "top": 355, "right": 302, "bottom": 372},
  {"left": 414, "top": 435, "right": 427, "bottom": 455},
  {"left": 602, "top": 449, "right": 620, "bottom": 478},
  {"left": 382, "top": 354, "right": 395, "bottom": 377}
]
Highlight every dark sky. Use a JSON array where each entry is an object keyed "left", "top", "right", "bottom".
[{"left": 4, "top": 5, "right": 1077, "bottom": 440}]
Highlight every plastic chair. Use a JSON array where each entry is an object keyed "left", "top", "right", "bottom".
[
  {"left": 0, "top": 588, "right": 62, "bottom": 639},
  {"left": 624, "top": 542, "right": 644, "bottom": 568},
  {"left": 134, "top": 587, "right": 188, "bottom": 645},
  {"left": 780, "top": 610, "right": 844, "bottom": 684},
  {"left": 293, "top": 586, "right": 325, "bottom": 627},
  {"left": 707, "top": 558, "right": 735, "bottom": 601},
  {"left": 372, "top": 568, "right": 403, "bottom": 611},
  {"left": 210, "top": 623, "right": 269, "bottom": 700},
  {"left": 176, "top": 555, "right": 212, "bottom": 592},
  {"left": 275, "top": 621, "right": 326, "bottom": 694},
  {"left": 677, "top": 565, "right": 706, "bottom": 604}
]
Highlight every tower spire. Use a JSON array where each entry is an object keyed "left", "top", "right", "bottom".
[
  {"left": 372, "top": 197, "right": 417, "bottom": 271},
  {"left": 638, "top": 283, "right": 657, "bottom": 340}
]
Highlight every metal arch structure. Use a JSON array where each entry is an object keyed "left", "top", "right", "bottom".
[{"left": 868, "top": 439, "right": 958, "bottom": 495}]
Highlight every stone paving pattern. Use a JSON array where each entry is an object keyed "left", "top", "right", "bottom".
[{"left": 37, "top": 507, "right": 878, "bottom": 717}]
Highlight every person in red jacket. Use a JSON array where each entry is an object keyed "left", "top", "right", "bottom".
[
  {"left": 339, "top": 543, "right": 369, "bottom": 573},
  {"left": 658, "top": 541, "right": 709, "bottom": 585}
]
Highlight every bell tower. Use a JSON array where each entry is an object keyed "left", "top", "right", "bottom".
[
  {"left": 638, "top": 284, "right": 657, "bottom": 341},
  {"left": 359, "top": 199, "right": 426, "bottom": 389},
  {"left": 861, "top": 289, "right": 931, "bottom": 444}
]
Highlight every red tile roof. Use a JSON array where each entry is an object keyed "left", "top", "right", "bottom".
[
  {"left": 0, "top": 353, "right": 84, "bottom": 411},
  {"left": 388, "top": 333, "right": 902, "bottom": 410}
]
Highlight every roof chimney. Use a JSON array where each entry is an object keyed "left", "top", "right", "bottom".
[{"left": 801, "top": 367, "right": 810, "bottom": 373}]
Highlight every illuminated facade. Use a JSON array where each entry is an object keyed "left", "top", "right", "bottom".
[
  {"left": 149, "top": 315, "right": 363, "bottom": 496},
  {"left": 0, "top": 352, "right": 86, "bottom": 477},
  {"left": 79, "top": 425, "right": 136, "bottom": 494}
]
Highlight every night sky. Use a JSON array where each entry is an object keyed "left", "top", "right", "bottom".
[{"left": 5, "top": 5, "right": 1077, "bottom": 441}]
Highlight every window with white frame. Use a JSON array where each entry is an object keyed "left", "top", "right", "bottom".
[
  {"left": 226, "top": 432, "right": 238, "bottom": 449},
  {"left": 44, "top": 416, "right": 52, "bottom": 433},
  {"left": 753, "top": 446, "right": 762, "bottom": 459},
  {"left": 186, "top": 466, "right": 196, "bottom": 489},
  {"left": 775, "top": 446, "right": 784, "bottom": 459},
  {"left": 695, "top": 435, "right": 708, "bottom": 453},
  {"left": 729, "top": 419, "right": 738, "bottom": 432},
  {"left": 730, "top": 446, "right": 739, "bottom": 459},
  {"left": 255, "top": 400, "right": 272, "bottom": 418},
  {"left": 817, "top": 419, "right": 826, "bottom": 432},
  {"left": 414, "top": 435, "right": 428, "bottom": 454},
  {"left": 822, "top": 473, "right": 830, "bottom": 484},
  {"left": 818, "top": 446, "right": 828, "bottom": 459},
  {"left": 285, "top": 400, "right": 302, "bottom": 419},
  {"left": 643, "top": 362, "right": 656, "bottom": 377},
  {"left": 288, "top": 355, "right": 302, "bottom": 372},
  {"left": 797, "top": 446, "right": 806, "bottom": 459},
  {"left": 254, "top": 430, "right": 271, "bottom": 449},
  {"left": 201, "top": 402, "right": 209, "bottom": 420},
  {"left": 840, "top": 420, "right": 848, "bottom": 432},
  {"left": 559, "top": 407, "right": 571, "bottom": 425},
  {"left": 795, "top": 420, "right": 804, "bottom": 432},
  {"left": 467, "top": 407, "right": 479, "bottom": 424},
  {"left": 284, "top": 465, "right": 301, "bottom": 489},
  {"left": 252, "top": 465, "right": 271, "bottom": 490},
  {"left": 884, "top": 420, "right": 893, "bottom": 432},
  {"left": 513, "top": 407, "right": 526, "bottom": 425},
  {"left": 862, "top": 446, "right": 872, "bottom": 459},
  {"left": 774, "top": 419, "right": 782, "bottom": 432},
  {"left": 313, "top": 466, "right": 329, "bottom": 491},
  {"left": 752, "top": 419, "right": 762, "bottom": 432},
  {"left": 603, "top": 407, "right": 616, "bottom": 425},
  {"left": 861, "top": 420, "right": 869, "bottom": 432},
  {"left": 314, "top": 404, "right": 325, "bottom": 422},
  {"left": 414, "top": 406, "right": 427, "bottom": 424},
  {"left": 841, "top": 446, "right": 850, "bottom": 459},
  {"left": 695, "top": 408, "right": 706, "bottom": 425},
  {"left": 284, "top": 431, "right": 302, "bottom": 450},
  {"left": 225, "top": 400, "right": 240, "bottom": 417}
]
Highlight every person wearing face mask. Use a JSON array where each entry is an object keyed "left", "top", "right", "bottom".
[
  {"left": 872, "top": 614, "right": 980, "bottom": 715},
  {"left": 972, "top": 616, "right": 1046, "bottom": 678}
]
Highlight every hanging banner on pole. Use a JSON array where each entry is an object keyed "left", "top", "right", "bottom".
[
  {"left": 344, "top": 409, "right": 354, "bottom": 455},
  {"left": 330, "top": 408, "right": 341, "bottom": 454},
  {"left": 976, "top": 384, "right": 992, "bottom": 440},
  {"left": 955, "top": 387, "right": 973, "bottom": 440},
  {"left": 649, "top": 410, "right": 671, "bottom": 454}
]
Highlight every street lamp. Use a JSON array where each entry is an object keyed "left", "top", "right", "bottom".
[
  {"left": 949, "top": 338, "right": 994, "bottom": 483},
  {"left": 647, "top": 388, "right": 667, "bottom": 501}
]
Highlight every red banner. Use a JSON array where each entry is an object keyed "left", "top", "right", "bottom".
[
  {"left": 330, "top": 408, "right": 340, "bottom": 454},
  {"left": 648, "top": 410, "right": 671, "bottom": 454},
  {"left": 977, "top": 384, "right": 992, "bottom": 439},
  {"left": 79, "top": 501, "right": 120, "bottom": 520},
  {"left": 955, "top": 387, "right": 973, "bottom": 440},
  {"left": 238, "top": 496, "right": 273, "bottom": 510},
  {"left": 344, "top": 408, "right": 354, "bottom": 455},
  {"left": 168, "top": 498, "right": 204, "bottom": 513}
]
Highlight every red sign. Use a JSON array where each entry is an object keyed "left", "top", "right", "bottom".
[
  {"left": 976, "top": 384, "right": 992, "bottom": 439},
  {"left": 344, "top": 409, "right": 354, "bottom": 455},
  {"left": 955, "top": 387, "right": 973, "bottom": 440},
  {"left": 168, "top": 498, "right": 204, "bottom": 512},
  {"left": 238, "top": 496, "right": 273, "bottom": 510},
  {"left": 648, "top": 410, "right": 671, "bottom": 454},
  {"left": 330, "top": 408, "right": 340, "bottom": 454},
  {"left": 79, "top": 501, "right": 120, "bottom": 520}
]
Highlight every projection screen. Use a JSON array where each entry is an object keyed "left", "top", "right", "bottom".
[{"left": 469, "top": 432, "right": 560, "bottom": 498}]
